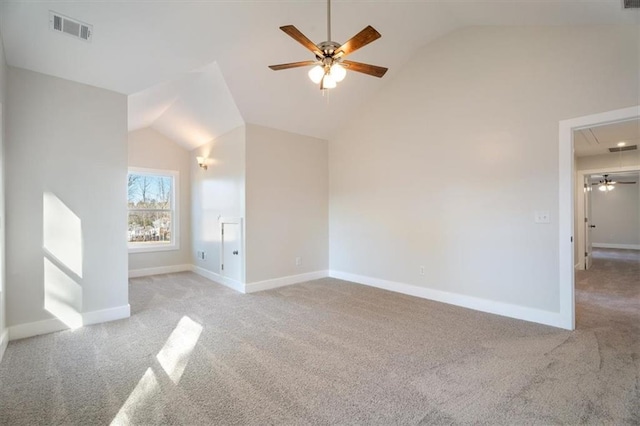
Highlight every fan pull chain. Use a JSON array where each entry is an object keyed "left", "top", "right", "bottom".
[{"left": 322, "top": 88, "right": 331, "bottom": 104}]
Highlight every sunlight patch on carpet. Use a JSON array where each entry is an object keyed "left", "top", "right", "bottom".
[
  {"left": 156, "top": 316, "right": 203, "bottom": 384},
  {"left": 110, "top": 368, "right": 160, "bottom": 426}
]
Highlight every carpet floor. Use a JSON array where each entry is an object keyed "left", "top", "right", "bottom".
[{"left": 0, "top": 248, "right": 638, "bottom": 425}]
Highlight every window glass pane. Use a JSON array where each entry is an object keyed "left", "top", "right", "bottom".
[
  {"left": 128, "top": 174, "right": 172, "bottom": 209},
  {"left": 128, "top": 211, "right": 172, "bottom": 244}
]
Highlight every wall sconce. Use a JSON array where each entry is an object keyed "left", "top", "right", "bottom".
[{"left": 196, "top": 156, "right": 208, "bottom": 170}]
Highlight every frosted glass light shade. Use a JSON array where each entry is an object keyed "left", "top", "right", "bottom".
[
  {"left": 330, "top": 63, "right": 347, "bottom": 82},
  {"left": 308, "top": 65, "right": 324, "bottom": 84},
  {"left": 322, "top": 74, "right": 337, "bottom": 89}
]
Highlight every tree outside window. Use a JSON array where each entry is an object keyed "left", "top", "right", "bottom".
[{"left": 128, "top": 169, "right": 178, "bottom": 251}]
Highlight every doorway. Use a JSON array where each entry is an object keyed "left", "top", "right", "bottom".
[
  {"left": 559, "top": 106, "right": 640, "bottom": 330},
  {"left": 576, "top": 169, "right": 639, "bottom": 271}
]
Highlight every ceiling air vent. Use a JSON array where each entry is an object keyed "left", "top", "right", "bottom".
[
  {"left": 49, "top": 11, "right": 92, "bottom": 42},
  {"left": 609, "top": 144, "right": 637, "bottom": 153},
  {"left": 623, "top": 0, "right": 640, "bottom": 8}
]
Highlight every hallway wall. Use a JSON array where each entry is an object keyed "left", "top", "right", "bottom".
[{"left": 591, "top": 180, "right": 640, "bottom": 249}]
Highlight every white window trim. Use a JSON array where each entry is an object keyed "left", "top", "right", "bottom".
[{"left": 128, "top": 167, "right": 180, "bottom": 253}]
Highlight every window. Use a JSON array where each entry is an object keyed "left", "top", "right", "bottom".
[{"left": 127, "top": 168, "right": 179, "bottom": 252}]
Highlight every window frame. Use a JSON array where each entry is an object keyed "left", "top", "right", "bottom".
[{"left": 127, "top": 167, "right": 180, "bottom": 253}]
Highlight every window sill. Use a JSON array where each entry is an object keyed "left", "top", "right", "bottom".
[{"left": 128, "top": 244, "right": 180, "bottom": 254}]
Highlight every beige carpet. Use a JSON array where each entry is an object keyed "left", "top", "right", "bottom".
[{"left": 0, "top": 248, "right": 638, "bottom": 425}]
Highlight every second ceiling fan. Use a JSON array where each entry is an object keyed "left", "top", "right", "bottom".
[
  {"left": 269, "top": 0, "right": 388, "bottom": 90},
  {"left": 592, "top": 174, "right": 637, "bottom": 191}
]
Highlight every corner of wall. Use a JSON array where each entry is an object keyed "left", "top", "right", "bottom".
[
  {"left": 0, "top": 328, "right": 8, "bottom": 363},
  {"left": 0, "top": 21, "right": 8, "bottom": 361},
  {"left": 5, "top": 67, "right": 128, "bottom": 332},
  {"left": 190, "top": 125, "right": 247, "bottom": 279}
]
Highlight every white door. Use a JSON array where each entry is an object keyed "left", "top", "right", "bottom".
[
  {"left": 221, "top": 222, "right": 241, "bottom": 283},
  {"left": 584, "top": 176, "right": 594, "bottom": 270}
]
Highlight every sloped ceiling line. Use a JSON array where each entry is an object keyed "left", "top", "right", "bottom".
[{"left": 128, "top": 62, "right": 245, "bottom": 150}]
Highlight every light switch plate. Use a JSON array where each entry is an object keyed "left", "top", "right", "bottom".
[{"left": 534, "top": 211, "right": 550, "bottom": 224}]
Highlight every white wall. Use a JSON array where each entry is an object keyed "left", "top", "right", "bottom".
[
  {"left": 329, "top": 26, "right": 638, "bottom": 322},
  {"left": 245, "top": 124, "right": 328, "bottom": 284},
  {"left": 0, "top": 26, "right": 8, "bottom": 356},
  {"left": 591, "top": 181, "right": 640, "bottom": 248},
  {"left": 6, "top": 67, "right": 129, "bottom": 335},
  {"left": 128, "top": 128, "right": 192, "bottom": 272},
  {"left": 191, "top": 126, "right": 245, "bottom": 276}
]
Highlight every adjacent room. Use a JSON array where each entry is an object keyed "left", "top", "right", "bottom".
[{"left": 0, "top": 1, "right": 638, "bottom": 424}]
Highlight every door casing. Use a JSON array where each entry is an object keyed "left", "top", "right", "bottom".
[
  {"left": 559, "top": 105, "right": 640, "bottom": 330},
  {"left": 219, "top": 217, "right": 244, "bottom": 285}
]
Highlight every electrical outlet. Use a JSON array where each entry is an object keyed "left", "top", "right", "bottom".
[
  {"left": 420, "top": 266, "right": 425, "bottom": 275},
  {"left": 197, "top": 251, "right": 206, "bottom": 260},
  {"left": 295, "top": 256, "right": 302, "bottom": 266}
]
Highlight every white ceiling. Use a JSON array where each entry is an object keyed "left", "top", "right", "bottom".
[
  {"left": 574, "top": 119, "right": 640, "bottom": 157},
  {"left": 128, "top": 62, "right": 244, "bottom": 150},
  {"left": 1, "top": 1, "right": 638, "bottom": 143}
]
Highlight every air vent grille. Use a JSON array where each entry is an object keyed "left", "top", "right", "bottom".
[
  {"left": 624, "top": 0, "right": 640, "bottom": 8},
  {"left": 609, "top": 144, "right": 637, "bottom": 153},
  {"left": 49, "top": 11, "right": 92, "bottom": 42}
]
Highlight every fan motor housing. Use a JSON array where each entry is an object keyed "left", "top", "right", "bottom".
[{"left": 318, "top": 41, "right": 341, "bottom": 57}]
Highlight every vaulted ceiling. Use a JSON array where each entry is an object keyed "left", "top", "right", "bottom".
[{"left": 1, "top": 1, "right": 637, "bottom": 147}]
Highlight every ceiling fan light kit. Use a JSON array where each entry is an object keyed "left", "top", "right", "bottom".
[
  {"left": 269, "top": 0, "right": 388, "bottom": 91},
  {"left": 592, "top": 174, "right": 637, "bottom": 192}
]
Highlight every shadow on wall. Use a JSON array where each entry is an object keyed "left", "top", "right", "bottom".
[{"left": 42, "top": 192, "right": 83, "bottom": 329}]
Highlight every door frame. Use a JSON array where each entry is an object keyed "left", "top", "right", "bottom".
[
  {"left": 575, "top": 166, "right": 640, "bottom": 271},
  {"left": 559, "top": 105, "right": 639, "bottom": 330},
  {"left": 219, "top": 217, "right": 245, "bottom": 285}
]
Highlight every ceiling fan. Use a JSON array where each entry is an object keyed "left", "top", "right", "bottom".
[
  {"left": 591, "top": 174, "right": 637, "bottom": 191},
  {"left": 268, "top": 0, "right": 388, "bottom": 90}
]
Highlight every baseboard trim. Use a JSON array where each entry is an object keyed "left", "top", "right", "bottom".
[
  {"left": 82, "top": 304, "right": 131, "bottom": 326},
  {"left": 191, "top": 265, "right": 245, "bottom": 293},
  {"left": 0, "top": 329, "right": 8, "bottom": 363},
  {"left": 129, "top": 264, "right": 192, "bottom": 278},
  {"left": 8, "top": 304, "right": 131, "bottom": 341},
  {"left": 592, "top": 243, "right": 640, "bottom": 250},
  {"left": 574, "top": 262, "right": 581, "bottom": 270},
  {"left": 244, "top": 270, "right": 329, "bottom": 293},
  {"left": 9, "top": 318, "right": 68, "bottom": 341},
  {"left": 329, "top": 270, "right": 566, "bottom": 329}
]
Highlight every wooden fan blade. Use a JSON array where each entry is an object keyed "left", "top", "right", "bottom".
[
  {"left": 342, "top": 60, "right": 388, "bottom": 78},
  {"left": 269, "top": 61, "right": 317, "bottom": 71},
  {"left": 334, "top": 26, "right": 381, "bottom": 58},
  {"left": 280, "top": 25, "right": 323, "bottom": 57},
  {"left": 615, "top": 181, "right": 637, "bottom": 184}
]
